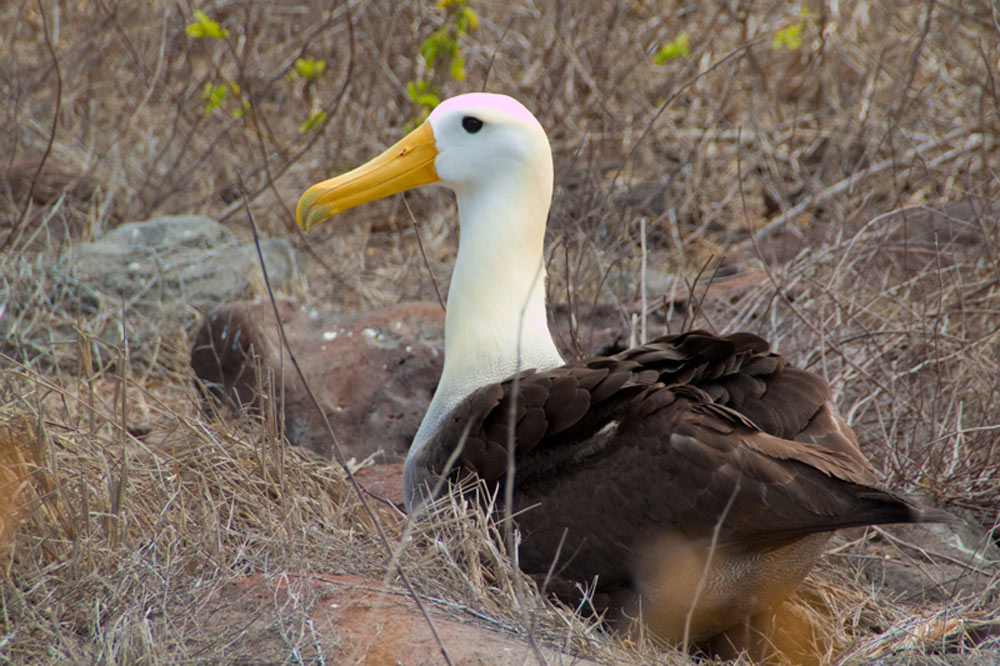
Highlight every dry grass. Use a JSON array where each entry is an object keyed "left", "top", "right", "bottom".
[{"left": 2, "top": 0, "right": 999, "bottom": 663}]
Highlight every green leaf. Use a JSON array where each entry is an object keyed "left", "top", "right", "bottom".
[
  {"left": 654, "top": 32, "right": 690, "bottom": 64},
  {"left": 417, "top": 92, "right": 440, "bottom": 108},
  {"left": 418, "top": 35, "right": 433, "bottom": 69},
  {"left": 462, "top": 6, "right": 478, "bottom": 32},
  {"left": 201, "top": 82, "right": 227, "bottom": 115},
  {"left": 405, "top": 81, "right": 420, "bottom": 102},
  {"left": 233, "top": 98, "right": 251, "bottom": 118},
  {"left": 420, "top": 32, "right": 453, "bottom": 70},
  {"left": 455, "top": 6, "right": 478, "bottom": 34},
  {"left": 292, "top": 57, "right": 326, "bottom": 81},
  {"left": 448, "top": 54, "right": 465, "bottom": 80},
  {"left": 186, "top": 10, "right": 229, "bottom": 40},
  {"left": 298, "top": 109, "right": 327, "bottom": 134},
  {"left": 405, "top": 78, "right": 440, "bottom": 109},
  {"left": 772, "top": 22, "right": 804, "bottom": 50}
]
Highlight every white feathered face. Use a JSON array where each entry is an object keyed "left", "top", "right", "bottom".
[
  {"left": 296, "top": 93, "right": 551, "bottom": 231},
  {"left": 427, "top": 93, "right": 551, "bottom": 193}
]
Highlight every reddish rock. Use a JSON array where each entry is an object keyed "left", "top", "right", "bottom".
[
  {"left": 353, "top": 462, "right": 407, "bottom": 509},
  {"left": 191, "top": 300, "right": 445, "bottom": 462},
  {"left": 189, "top": 274, "right": 774, "bottom": 464},
  {"left": 203, "top": 573, "right": 600, "bottom": 665},
  {"left": 188, "top": 298, "right": 633, "bottom": 464}
]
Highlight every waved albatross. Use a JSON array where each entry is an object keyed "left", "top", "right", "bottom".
[{"left": 296, "top": 93, "right": 947, "bottom": 654}]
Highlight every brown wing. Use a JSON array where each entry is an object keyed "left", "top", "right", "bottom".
[{"left": 410, "top": 330, "right": 939, "bottom": 597}]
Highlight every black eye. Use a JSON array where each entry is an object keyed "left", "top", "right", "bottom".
[{"left": 462, "top": 116, "right": 484, "bottom": 133}]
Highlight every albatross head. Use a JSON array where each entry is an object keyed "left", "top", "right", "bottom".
[
  {"left": 297, "top": 92, "right": 553, "bottom": 232},
  {"left": 296, "top": 91, "right": 563, "bottom": 373},
  {"left": 297, "top": 93, "right": 564, "bottom": 510}
]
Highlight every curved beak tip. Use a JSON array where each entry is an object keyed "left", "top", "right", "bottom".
[
  {"left": 295, "top": 190, "right": 323, "bottom": 231},
  {"left": 294, "top": 121, "right": 438, "bottom": 233}
]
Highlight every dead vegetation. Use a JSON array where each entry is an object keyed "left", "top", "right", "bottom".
[{"left": 1, "top": 0, "right": 999, "bottom": 663}]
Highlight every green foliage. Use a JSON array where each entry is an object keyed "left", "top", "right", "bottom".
[
  {"left": 772, "top": 23, "right": 803, "bottom": 50},
  {"left": 654, "top": 32, "right": 690, "bottom": 64},
  {"left": 288, "top": 57, "right": 327, "bottom": 82},
  {"left": 185, "top": 11, "right": 326, "bottom": 129},
  {"left": 200, "top": 80, "right": 248, "bottom": 118},
  {"left": 232, "top": 98, "right": 251, "bottom": 119},
  {"left": 298, "top": 109, "right": 327, "bottom": 134},
  {"left": 419, "top": 31, "right": 455, "bottom": 72},
  {"left": 185, "top": 10, "right": 229, "bottom": 39},
  {"left": 772, "top": 8, "right": 813, "bottom": 51},
  {"left": 405, "top": 0, "right": 478, "bottom": 125},
  {"left": 406, "top": 79, "right": 441, "bottom": 111},
  {"left": 201, "top": 82, "right": 228, "bottom": 115}
]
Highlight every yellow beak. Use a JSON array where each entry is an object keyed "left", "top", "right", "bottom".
[{"left": 296, "top": 121, "right": 439, "bottom": 231}]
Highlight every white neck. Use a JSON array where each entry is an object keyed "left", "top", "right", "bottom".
[{"left": 408, "top": 165, "right": 564, "bottom": 461}]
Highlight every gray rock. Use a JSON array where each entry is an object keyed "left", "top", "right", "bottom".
[
  {"left": 66, "top": 215, "right": 303, "bottom": 309},
  {"left": 51, "top": 215, "right": 304, "bottom": 368},
  {"left": 854, "top": 510, "right": 999, "bottom": 606}
]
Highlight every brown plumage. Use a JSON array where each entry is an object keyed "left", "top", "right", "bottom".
[
  {"left": 409, "top": 330, "right": 946, "bottom": 648},
  {"left": 294, "top": 94, "right": 949, "bottom": 658}
]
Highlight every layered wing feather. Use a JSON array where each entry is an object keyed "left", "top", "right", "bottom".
[{"left": 409, "top": 330, "right": 940, "bottom": 602}]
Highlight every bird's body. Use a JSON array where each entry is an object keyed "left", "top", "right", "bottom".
[
  {"left": 408, "top": 328, "right": 925, "bottom": 644},
  {"left": 296, "top": 93, "right": 946, "bottom": 654}
]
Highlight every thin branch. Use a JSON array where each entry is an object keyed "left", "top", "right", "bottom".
[
  {"left": 402, "top": 193, "right": 446, "bottom": 312},
  {"left": 2, "top": 0, "right": 61, "bottom": 254},
  {"left": 742, "top": 128, "right": 985, "bottom": 245}
]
